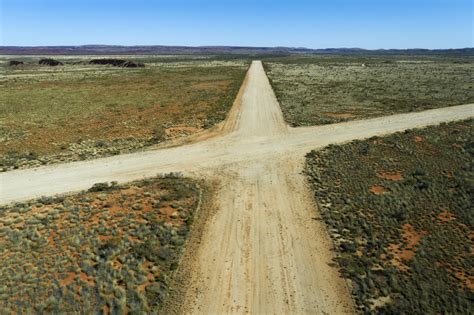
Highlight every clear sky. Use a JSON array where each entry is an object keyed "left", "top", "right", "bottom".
[{"left": 1, "top": 0, "right": 472, "bottom": 49}]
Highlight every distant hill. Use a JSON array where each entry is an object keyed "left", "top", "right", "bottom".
[{"left": 0, "top": 45, "right": 472, "bottom": 56}]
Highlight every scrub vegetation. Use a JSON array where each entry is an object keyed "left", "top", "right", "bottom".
[
  {"left": 0, "top": 56, "right": 248, "bottom": 170},
  {"left": 264, "top": 55, "right": 473, "bottom": 126},
  {"left": 305, "top": 120, "right": 473, "bottom": 313},
  {"left": 0, "top": 174, "right": 201, "bottom": 313}
]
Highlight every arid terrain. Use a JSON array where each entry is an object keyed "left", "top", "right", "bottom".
[
  {"left": 306, "top": 120, "right": 473, "bottom": 312},
  {"left": 0, "top": 56, "right": 247, "bottom": 170},
  {"left": 264, "top": 55, "right": 473, "bottom": 126},
  {"left": 0, "top": 175, "right": 201, "bottom": 313},
  {"left": 1, "top": 58, "right": 473, "bottom": 313}
]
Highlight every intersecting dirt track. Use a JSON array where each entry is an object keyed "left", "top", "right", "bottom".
[{"left": 1, "top": 61, "right": 473, "bottom": 314}]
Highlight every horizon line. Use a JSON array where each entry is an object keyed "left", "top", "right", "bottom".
[{"left": 1, "top": 44, "right": 473, "bottom": 51}]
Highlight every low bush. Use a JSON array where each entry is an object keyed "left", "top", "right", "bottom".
[
  {"left": 264, "top": 56, "right": 473, "bottom": 126},
  {"left": 38, "top": 58, "right": 63, "bottom": 66},
  {"left": 0, "top": 176, "right": 201, "bottom": 313},
  {"left": 305, "top": 120, "right": 473, "bottom": 313}
]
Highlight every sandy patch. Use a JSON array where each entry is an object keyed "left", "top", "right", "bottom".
[
  {"left": 388, "top": 223, "right": 427, "bottom": 271},
  {"left": 59, "top": 272, "right": 77, "bottom": 286},
  {"left": 437, "top": 209, "right": 456, "bottom": 223},
  {"left": 377, "top": 171, "right": 403, "bottom": 181},
  {"left": 369, "top": 295, "right": 392, "bottom": 311},
  {"left": 453, "top": 269, "right": 474, "bottom": 291},
  {"left": 369, "top": 185, "right": 387, "bottom": 195}
]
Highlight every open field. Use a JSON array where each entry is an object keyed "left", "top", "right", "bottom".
[
  {"left": 305, "top": 120, "right": 473, "bottom": 313},
  {"left": 1, "top": 59, "right": 473, "bottom": 314},
  {"left": 0, "top": 174, "right": 201, "bottom": 313},
  {"left": 264, "top": 55, "right": 474, "bottom": 126},
  {"left": 2, "top": 61, "right": 472, "bottom": 314},
  {"left": 0, "top": 56, "right": 248, "bottom": 170}
]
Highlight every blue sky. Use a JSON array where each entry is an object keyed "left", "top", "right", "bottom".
[{"left": 1, "top": 0, "right": 472, "bottom": 48}]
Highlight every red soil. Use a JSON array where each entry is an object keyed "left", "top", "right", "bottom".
[
  {"left": 369, "top": 185, "right": 387, "bottom": 195},
  {"left": 437, "top": 209, "right": 456, "bottom": 223},
  {"left": 388, "top": 223, "right": 428, "bottom": 271},
  {"left": 414, "top": 136, "right": 425, "bottom": 142},
  {"left": 377, "top": 171, "right": 404, "bottom": 181}
]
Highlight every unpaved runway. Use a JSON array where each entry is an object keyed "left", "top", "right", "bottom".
[{"left": 1, "top": 61, "right": 473, "bottom": 314}]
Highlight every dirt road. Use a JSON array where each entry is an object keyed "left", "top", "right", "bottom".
[
  {"left": 176, "top": 62, "right": 352, "bottom": 314},
  {"left": 1, "top": 61, "right": 473, "bottom": 314},
  {"left": 180, "top": 157, "right": 353, "bottom": 314}
]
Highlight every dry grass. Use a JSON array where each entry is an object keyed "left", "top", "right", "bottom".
[
  {"left": 306, "top": 119, "right": 473, "bottom": 313},
  {"left": 0, "top": 175, "right": 201, "bottom": 313},
  {"left": 264, "top": 55, "right": 473, "bottom": 126},
  {"left": 0, "top": 57, "right": 248, "bottom": 163}
]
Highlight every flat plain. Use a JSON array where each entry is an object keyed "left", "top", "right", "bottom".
[
  {"left": 0, "top": 56, "right": 248, "bottom": 170},
  {"left": 1, "top": 53, "right": 473, "bottom": 314},
  {"left": 264, "top": 55, "right": 473, "bottom": 126}
]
